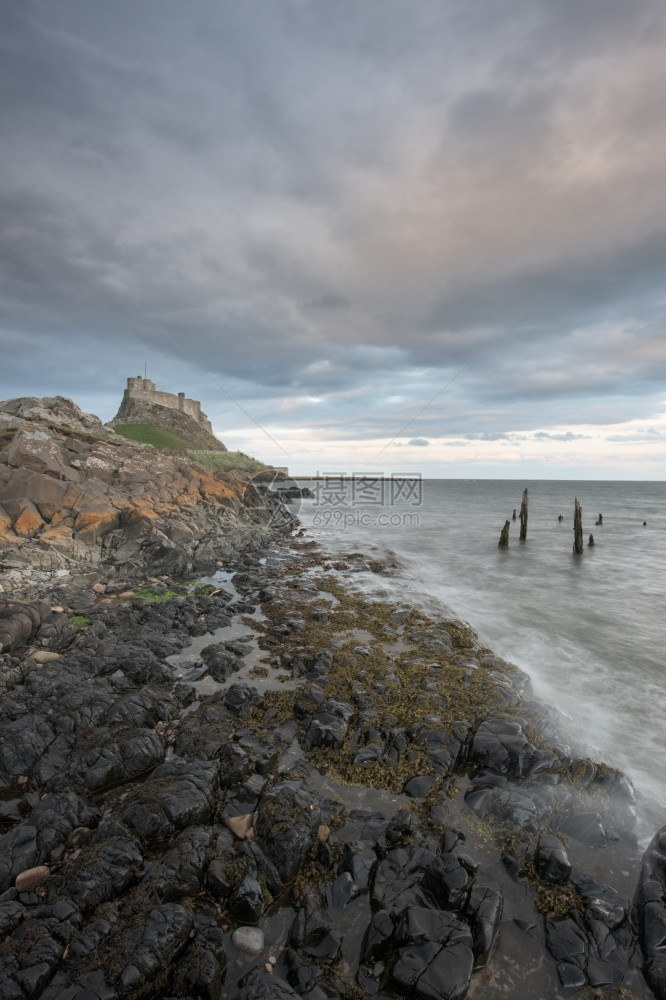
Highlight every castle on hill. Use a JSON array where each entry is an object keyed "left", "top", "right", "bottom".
[
  {"left": 108, "top": 376, "right": 226, "bottom": 451},
  {"left": 121, "top": 376, "right": 213, "bottom": 433}
]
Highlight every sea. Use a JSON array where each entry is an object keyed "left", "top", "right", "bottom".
[{"left": 294, "top": 478, "right": 665, "bottom": 826}]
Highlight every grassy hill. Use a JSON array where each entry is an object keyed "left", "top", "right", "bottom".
[{"left": 113, "top": 423, "right": 268, "bottom": 471}]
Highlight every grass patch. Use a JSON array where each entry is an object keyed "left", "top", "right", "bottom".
[
  {"left": 187, "top": 450, "right": 268, "bottom": 472},
  {"left": 113, "top": 423, "right": 192, "bottom": 451},
  {"left": 68, "top": 614, "right": 92, "bottom": 628},
  {"left": 132, "top": 588, "right": 178, "bottom": 604}
]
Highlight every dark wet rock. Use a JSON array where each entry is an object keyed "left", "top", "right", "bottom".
[
  {"left": 361, "top": 909, "right": 395, "bottom": 964},
  {"left": 409, "top": 719, "right": 471, "bottom": 778},
  {"left": 636, "top": 825, "right": 666, "bottom": 999},
  {"left": 172, "top": 911, "right": 227, "bottom": 1000},
  {"left": 466, "top": 884, "right": 502, "bottom": 969},
  {"left": 0, "top": 824, "right": 39, "bottom": 893},
  {"left": 293, "top": 684, "right": 326, "bottom": 720},
  {"left": 236, "top": 967, "right": 297, "bottom": 1000},
  {"left": 464, "top": 771, "right": 555, "bottom": 830},
  {"left": 557, "top": 810, "right": 607, "bottom": 848},
  {"left": 283, "top": 946, "right": 341, "bottom": 999},
  {"left": 65, "top": 726, "right": 164, "bottom": 793},
  {"left": 50, "top": 824, "right": 144, "bottom": 915},
  {"left": 0, "top": 899, "right": 25, "bottom": 938},
  {"left": 0, "top": 713, "right": 55, "bottom": 777},
  {"left": 143, "top": 826, "right": 210, "bottom": 901},
  {"left": 239, "top": 840, "right": 283, "bottom": 897},
  {"left": 403, "top": 774, "right": 437, "bottom": 798},
  {"left": 325, "top": 871, "right": 358, "bottom": 910},
  {"left": 120, "top": 756, "right": 218, "bottom": 841},
  {"left": 224, "top": 683, "right": 262, "bottom": 717},
  {"left": 376, "top": 808, "right": 414, "bottom": 855},
  {"left": 340, "top": 841, "right": 376, "bottom": 891},
  {"left": 469, "top": 717, "right": 536, "bottom": 778},
  {"left": 536, "top": 834, "right": 571, "bottom": 885},
  {"left": 200, "top": 642, "right": 243, "bottom": 682},
  {"left": 391, "top": 906, "right": 474, "bottom": 1000},
  {"left": 371, "top": 844, "right": 435, "bottom": 915},
  {"left": 421, "top": 852, "right": 474, "bottom": 910},
  {"left": 290, "top": 891, "right": 342, "bottom": 963},
  {"left": 545, "top": 911, "right": 588, "bottom": 970},
  {"left": 115, "top": 903, "right": 193, "bottom": 999},
  {"left": 28, "top": 792, "right": 100, "bottom": 863},
  {"left": 228, "top": 861, "right": 265, "bottom": 924},
  {"left": 303, "top": 699, "right": 354, "bottom": 751},
  {"left": 235, "top": 731, "right": 280, "bottom": 775},
  {"left": 255, "top": 781, "right": 320, "bottom": 885}
]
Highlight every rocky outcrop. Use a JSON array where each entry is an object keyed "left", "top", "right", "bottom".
[{"left": 0, "top": 396, "right": 284, "bottom": 578}]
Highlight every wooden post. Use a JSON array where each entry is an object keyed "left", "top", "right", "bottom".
[
  {"left": 573, "top": 498, "right": 584, "bottom": 555},
  {"left": 512, "top": 509, "right": 516, "bottom": 520},
  {"left": 499, "top": 520, "right": 510, "bottom": 547},
  {"left": 588, "top": 533, "right": 595, "bottom": 546},
  {"left": 519, "top": 489, "right": 528, "bottom": 542}
]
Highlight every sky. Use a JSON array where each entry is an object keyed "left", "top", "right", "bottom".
[{"left": 1, "top": 0, "right": 665, "bottom": 478}]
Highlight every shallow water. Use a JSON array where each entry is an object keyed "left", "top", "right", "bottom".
[{"left": 296, "top": 479, "right": 666, "bottom": 810}]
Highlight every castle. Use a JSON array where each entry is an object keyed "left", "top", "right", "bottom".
[{"left": 121, "top": 376, "right": 213, "bottom": 434}]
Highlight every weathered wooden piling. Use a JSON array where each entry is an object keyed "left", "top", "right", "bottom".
[
  {"left": 512, "top": 509, "right": 516, "bottom": 520},
  {"left": 499, "top": 520, "right": 511, "bottom": 547},
  {"left": 519, "top": 489, "right": 528, "bottom": 541},
  {"left": 588, "top": 533, "right": 595, "bottom": 546},
  {"left": 573, "top": 498, "right": 584, "bottom": 555}
]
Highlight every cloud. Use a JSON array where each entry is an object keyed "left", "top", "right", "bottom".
[
  {"left": 534, "top": 431, "right": 589, "bottom": 441},
  {"left": 0, "top": 1, "right": 665, "bottom": 476},
  {"left": 407, "top": 438, "right": 430, "bottom": 447}
]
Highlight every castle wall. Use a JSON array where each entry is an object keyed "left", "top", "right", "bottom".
[{"left": 123, "top": 377, "right": 213, "bottom": 433}]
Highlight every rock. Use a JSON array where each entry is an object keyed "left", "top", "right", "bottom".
[
  {"left": 15, "top": 865, "right": 50, "bottom": 891},
  {"left": 466, "top": 884, "right": 502, "bottom": 969},
  {"left": 558, "top": 811, "right": 607, "bottom": 848},
  {"left": 289, "top": 891, "right": 342, "bottom": 963},
  {"left": 303, "top": 698, "right": 354, "bottom": 751},
  {"left": 115, "top": 903, "right": 193, "bottom": 999},
  {"left": 229, "top": 864, "right": 265, "bottom": 924},
  {"left": 469, "top": 717, "right": 536, "bottom": 778},
  {"left": 536, "top": 834, "right": 572, "bottom": 885},
  {"left": 340, "top": 841, "right": 377, "bottom": 891},
  {"left": 421, "top": 852, "right": 474, "bottom": 910},
  {"left": 391, "top": 906, "right": 474, "bottom": 1000},
  {"left": 227, "top": 813, "right": 255, "bottom": 839},
  {"left": 371, "top": 844, "right": 434, "bottom": 915},
  {"left": 236, "top": 968, "right": 297, "bottom": 1000},
  {"left": 255, "top": 781, "right": 320, "bottom": 885},
  {"left": 233, "top": 926, "right": 265, "bottom": 955},
  {"left": 636, "top": 825, "right": 666, "bottom": 999},
  {"left": 30, "top": 650, "right": 62, "bottom": 664}
]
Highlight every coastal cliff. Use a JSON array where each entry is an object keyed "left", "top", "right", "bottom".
[{"left": 0, "top": 396, "right": 277, "bottom": 580}]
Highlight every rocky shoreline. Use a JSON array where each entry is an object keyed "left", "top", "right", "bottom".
[{"left": 1, "top": 528, "right": 665, "bottom": 1000}]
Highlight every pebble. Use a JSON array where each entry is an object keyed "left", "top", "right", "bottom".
[
  {"left": 50, "top": 605, "right": 64, "bottom": 613},
  {"left": 227, "top": 813, "right": 254, "bottom": 839},
  {"left": 31, "top": 651, "right": 62, "bottom": 664},
  {"left": 92, "top": 582, "right": 106, "bottom": 594},
  {"left": 231, "top": 927, "right": 264, "bottom": 954},
  {"left": 318, "top": 824, "right": 331, "bottom": 843},
  {"left": 15, "top": 866, "right": 50, "bottom": 891}
]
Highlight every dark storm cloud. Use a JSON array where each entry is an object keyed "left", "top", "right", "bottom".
[{"left": 0, "top": 0, "right": 665, "bottom": 462}]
